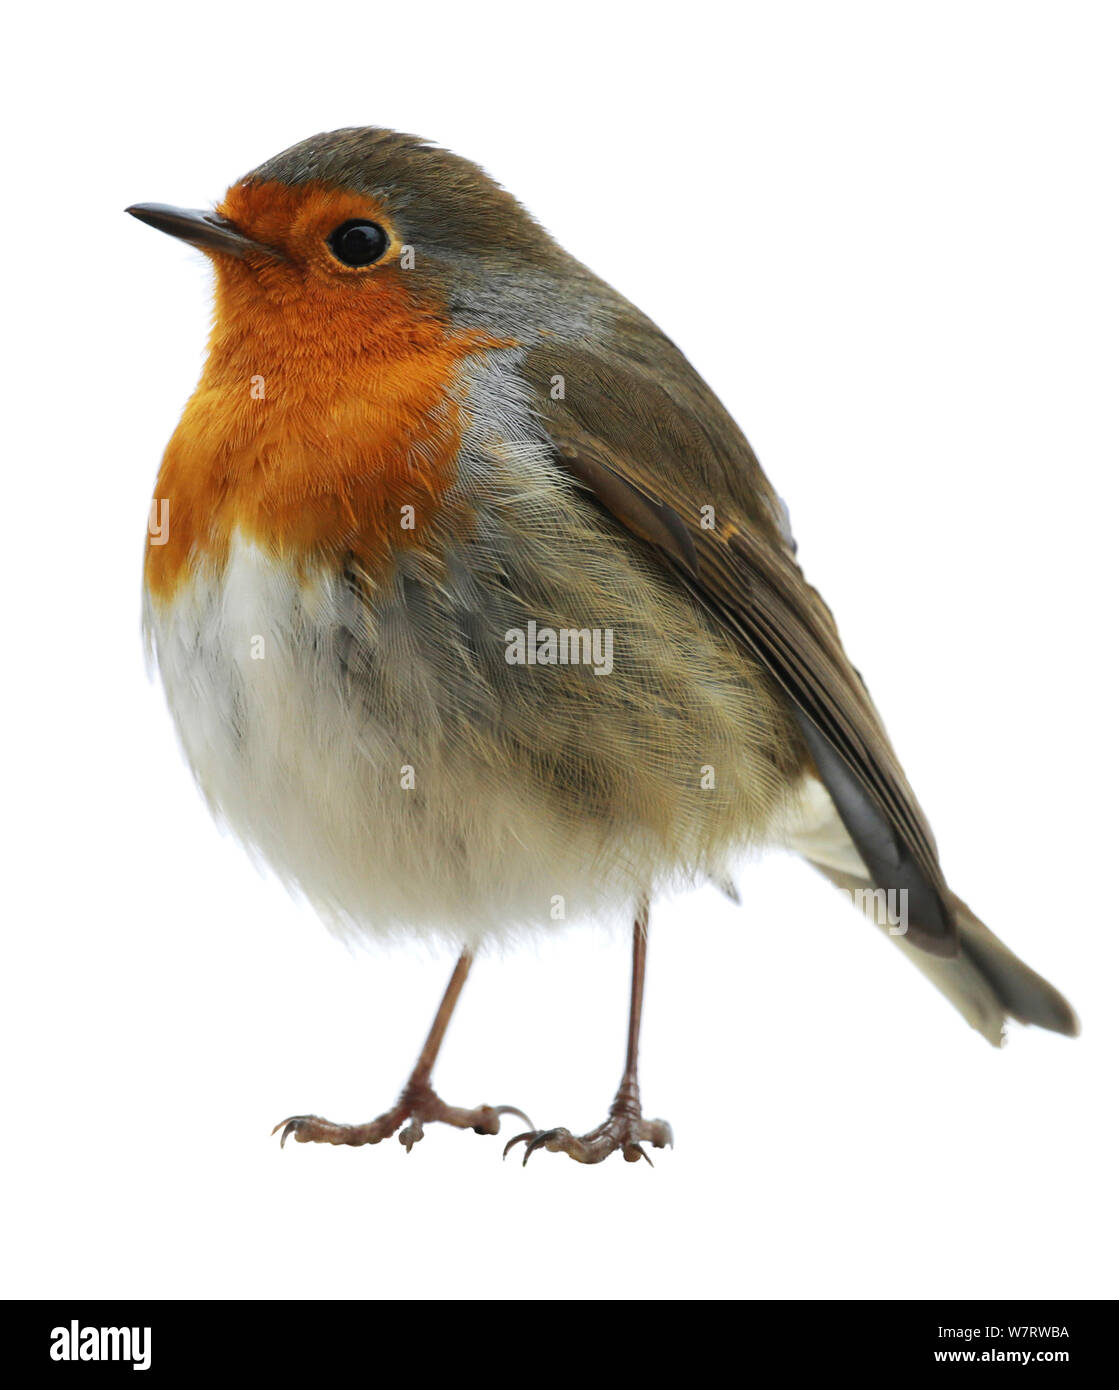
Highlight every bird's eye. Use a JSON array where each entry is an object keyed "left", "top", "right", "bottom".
[{"left": 326, "top": 219, "right": 389, "bottom": 267}]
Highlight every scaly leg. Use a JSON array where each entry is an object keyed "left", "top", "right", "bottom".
[
  {"left": 504, "top": 900, "right": 672, "bottom": 1166},
  {"left": 274, "top": 950, "right": 531, "bottom": 1152}
]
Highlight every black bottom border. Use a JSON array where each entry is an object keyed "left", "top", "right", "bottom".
[{"left": 7, "top": 1299, "right": 1106, "bottom": 1378}]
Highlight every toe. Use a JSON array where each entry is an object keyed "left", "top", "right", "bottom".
[
  {"left": 525, "top": 1128, "right": 571, "bottom": 1163},
  {"left": 643, "top": 1118, "right": 674, "bottom": 1149},
  {"left": 622, "top": 1140, "right": 654, "bottom": 1165},
  {"left": 398, "top": 1119, "right": 424, "bottom": 1152},
  {"left": 503, "top": 1127, "right": 576, "bottom": 1165}
]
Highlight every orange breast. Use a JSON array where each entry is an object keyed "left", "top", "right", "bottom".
[{"left": 145, "top": 231, "right": 508, "bottom": 602}]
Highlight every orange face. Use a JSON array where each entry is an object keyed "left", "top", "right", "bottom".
[{"left": 145, "top": 180, "right": 511, "bottom": 602}]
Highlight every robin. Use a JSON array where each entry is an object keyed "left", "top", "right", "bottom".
[{"left": 127, "top": 128, "right": 1077, "bottom": 1167}]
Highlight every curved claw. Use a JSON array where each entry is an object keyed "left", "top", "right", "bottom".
[
  {"left": 502, "top": 1130, "right": 535, "bottom": 1161},
  {"left": 523, "top": 1128, "right": 568, "bottom": 1165},
  {"left": 272, "top": 1116, "right": 309, "bottom": 1150},
  {"left": 493, "top": 1104, "right": 534, "bottom": 1131},
  {"left": 503, "top": 1128, "right": 574, "bottom": 1166}
]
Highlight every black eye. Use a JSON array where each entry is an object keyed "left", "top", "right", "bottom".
[{"left": 326, "top": 219, "right": 389, "bottom": 267}]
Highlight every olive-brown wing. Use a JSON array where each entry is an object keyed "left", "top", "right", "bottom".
[{"left": 527, "top": 337, "right": 957, "bottom": 956}]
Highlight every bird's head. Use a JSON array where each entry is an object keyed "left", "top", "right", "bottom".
[{"left": 127, "top": 127, "right": 565, "bottom": 355}]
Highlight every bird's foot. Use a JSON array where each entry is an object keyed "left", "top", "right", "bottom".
[
  {"left": 274, "top": 1078, "right": 531, "bottom": 1153},
  {"left": 503, "top": 1079, "right": 672, "bottom": 1166}
]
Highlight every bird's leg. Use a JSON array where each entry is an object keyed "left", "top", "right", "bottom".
[
  {"left": 274, "top": 949, "right": 531, "bottom": 1152},
  {"left": 505, "top": 899, "right": 673, "bottom": 1166}
]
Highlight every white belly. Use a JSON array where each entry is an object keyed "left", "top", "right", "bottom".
[
  {"left": 148, "top": 533, "right": 604, "bottom": 945},
  {"left": 145, "top": 503, "right": 802, "bottom": 948}
]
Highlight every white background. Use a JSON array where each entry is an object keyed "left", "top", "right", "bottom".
[{"left": 4, "top": 1, "right": 1116, "bottom": 1300}]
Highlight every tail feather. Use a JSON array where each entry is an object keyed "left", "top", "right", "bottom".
[
  {"left": 808, "top": 863, "right": 1079, "bottom": 1046},
  {"left": 783, "top": 776, "right": 1079, "bottom": 1045},
  {"left": 948, "top": 890, "right": 1079, "bottom": 1038}
]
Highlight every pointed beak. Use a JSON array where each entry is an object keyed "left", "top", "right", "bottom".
[{"left": 125, "top": 203, "right": 285, "bottom": 262}]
